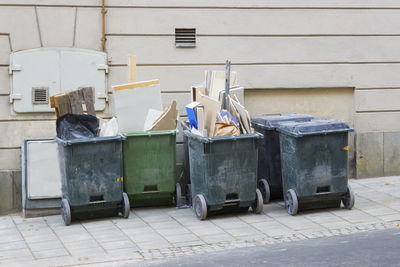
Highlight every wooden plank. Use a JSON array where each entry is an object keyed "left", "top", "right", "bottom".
[
  {"left": 107, "top": 8, "right": 400, "bottom": 35},
  {"left": 107, "top": 36, "right": 400, "bottom": 65},
  {"left": 54, "top": 93, "right": 72, "bottom": 117},
  {"left": 112, "top": 79, "right": 160, "bottom": 91},
  {"left": 128, "top": 55, "right": 136, "bottom": 83},
  {"left": 68, "top": 89, "right": 84, "bottom": 114},
  {"left": 81, "top": 87, "right": 96, "bottom": 115},
  {"left": 355, "top": 89, "right": 400, "bottom": 112},
  {"left": 49, "top": 96, "right": 59, "bottom": 117}
]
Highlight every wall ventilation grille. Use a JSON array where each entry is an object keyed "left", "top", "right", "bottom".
[
  {"left": 32, "top": 87, "right": 49, "bottom": 104},
  {"left": 175, "top": 28, "right": 196, "bottom": 47}
]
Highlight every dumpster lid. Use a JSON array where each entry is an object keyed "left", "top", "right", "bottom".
[
  {"left": 56, "top": 135, "right": 124, "bottom": 146},
  {"left": 122, "top": 129, "right": 178, "bottom": 137},
  {"left": 277, "top": 119, "right": 354, "bottom": 137},
  {"left": 182, "top": 129, "right": 263, "bottom": 143},
  {"left": 251, "top": 113, "right": 314, "bottom": 130}
]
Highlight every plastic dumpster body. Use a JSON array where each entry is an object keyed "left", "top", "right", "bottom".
[
  {"left": 251, "top": 113, "right": 314, "bottom": 203},
  {"left": 183, "top": 130, "right": 264, "bottom": 220},
  {"left": 57, "top": 135, "right": 129, "bottom": 225},
  {"left": 123, "top": 130, "right": 177, "bottom": 207},
  {"left": 178, "top": 121, "right": 192, "bottom": 206},
  {"left": 277, "top": 119, "right": 355, "bottom": 215}
]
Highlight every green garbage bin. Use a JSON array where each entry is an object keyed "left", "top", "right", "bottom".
[
  {"left": 184, "top": 130, "right": 264, "bottom": 220},
  {"left": 123, "top": 130, "right": 177, "bottom": 207},
  {"left": 57, "top": 135, "right": 130, "bottom": 226},
  {"left": 277, "top": 119, "right": 355, "bottom": 215}
]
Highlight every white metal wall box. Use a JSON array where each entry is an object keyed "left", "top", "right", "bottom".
[{"left": 10, "top": 47, "right": 108, "bottom": 113}]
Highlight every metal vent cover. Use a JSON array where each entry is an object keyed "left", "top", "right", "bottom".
[
  {"left": 175, "top": 28, "right": 196, "bottom": 47},
  {"left": 32, "top": 87, "right": 49, "bottom": 104}
]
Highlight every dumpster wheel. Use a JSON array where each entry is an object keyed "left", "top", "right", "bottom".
[
  {"left": 61, "top": 198, "right": 71, "bottom": 226},
  {"left": 121, "top": 192, "right": 130, "bottom": 218},
  {"left": 175, "top": 183, "right": 183, "bottom": 207},
  {"left": 258, "top": 179, "right": 270, "bottom": 204},
  {"left": 342, "top": 185, "right": 355, "bottom": 210},
  {"left": 252, "top": 188, "right": 264, "bottom": 214},
  {"left": 194, "top": 194, "right": 207, "bottom": 220},
  {"left": 285, "top": 189, "right": 298, "bottom": 216}
]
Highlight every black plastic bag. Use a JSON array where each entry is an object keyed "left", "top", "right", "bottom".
[{"left": 56, "top": 114, "right": 99, "bottom": 140}]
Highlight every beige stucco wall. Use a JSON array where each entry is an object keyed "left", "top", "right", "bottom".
[{"left": 1, "top": 0, "right": 400, "bottom": 212}]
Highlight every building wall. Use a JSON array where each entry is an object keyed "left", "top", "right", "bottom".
[{"left": 1, "top": 0, "right": 400, "bottom": 212}]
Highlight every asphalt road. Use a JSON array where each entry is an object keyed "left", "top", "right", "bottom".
[{"left": 140, "top": 228, "right": 400, "bottom": 267}]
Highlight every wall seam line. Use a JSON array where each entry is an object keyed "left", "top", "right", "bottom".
[
  {"left": 72, "top": 7, "right": 77, "bottom": 46},
  {"left": 34, "top": 6, "right": 43, "bottom": 47}
]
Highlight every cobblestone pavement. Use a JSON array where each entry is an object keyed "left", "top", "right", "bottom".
[{"left": 1, "top": 177, "right": 400, "bottom": 266}]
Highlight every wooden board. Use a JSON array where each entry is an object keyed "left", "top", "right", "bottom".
[
  {"left": 68, "top": 89, "right": 84, "bottom": 114},
  {"left": 54, "top": 93, "right": 72, "bottom": 117},
  {"left": 81, "top": 87, "right": 96, "bottom": 115},
  {"left": 129, "top": 55, "right": 136, "bottom": 83}
]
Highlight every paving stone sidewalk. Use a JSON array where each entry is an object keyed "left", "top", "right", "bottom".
[{"left": 1, "top": 176, "right": 400, "bottom": 266}]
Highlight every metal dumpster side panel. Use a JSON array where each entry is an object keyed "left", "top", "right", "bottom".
[
  {"left": 187, "top": 132, "right": 260, "bottom": 210},
  {"left": 280, "top": 132, "right": 349, "bottom": 209},
  {"left": 123, "top": 130, "right": 177, "bottom": 207},
  {"left": 57, "top": 137, "right": 124, "bottom": 208}
]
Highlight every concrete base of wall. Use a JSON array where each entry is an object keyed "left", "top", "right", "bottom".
[
  {"left": 356, "top": 131, "right": 400, "bottom": 178},
  {"left": 0, "top": 170, "right": 21, "bottom": 214}
]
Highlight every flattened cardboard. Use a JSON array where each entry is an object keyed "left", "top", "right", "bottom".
[
  {"left": 197, "top": 106, "right": 205, "bottom": 133},
  {"left": 144, "top": 109, "right": 163, "bottom": 131},
  {"left": 230, "top": 98, "right": 252, "bottom": 134},
  {"left": 198, "top": 93, "right": 218, "bottom": 137},
  {"left": 148, "top": 101, "right": 177, "bottom": 131}
]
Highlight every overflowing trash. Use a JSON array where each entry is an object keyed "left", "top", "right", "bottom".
[
  {"left": 185, "top": 60, "right": 252, "bottom": 137},
  {"left": 112, "top": 79, "right": 178, "bottom": 133},
  {"left": 56, "top": 114, "right": 99, "bottom": 140}
]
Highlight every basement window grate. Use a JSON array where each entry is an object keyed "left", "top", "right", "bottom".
[
  {"left": 175, "top": 28, "right": 196, "bottom": 48},
  {"left": 32, "top": 87, "right": 49, "bottom": 104}
]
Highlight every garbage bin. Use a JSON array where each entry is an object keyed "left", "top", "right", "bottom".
[
  {"left": 57, "top": 135, "right": 129, "bottom": 226},
  {"left": 177, "top": 120, "right": 192, "bottom": 206},
  {"left": 123, "top": 130, "right": 177, "bottom": 207},
  {"left": 277, "top": 119, "right": 355, "bottom": 215},
  {"left": 251, "top": 113, "right": 314, "bottom": 203},
  {"left": 183, "top": 130, "right": 264, "bottom": 220}
]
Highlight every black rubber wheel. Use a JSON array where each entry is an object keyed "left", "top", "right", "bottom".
[
  {"left": 61, "top": 198, "right": 71, "bottom": 226},
  {"left": 285, "top": 189, "right": 298, "bottom": 216},
  {"left": 176, "top": 183, "right": 183, "bottom": 207},
  {"left": 258, "top": 179, "right": 270, "bottom": 204},
  {"left": 342, "top": 185, "right": 355, "bottom": 209},
  {"left": 251, "top": 188, "right": 264, "bottom": 214},
  {"left": 193, "top": 194, "right": 207, "bottom": 220},
  {"left": 121, "top": 192, "right": 130, "bottom": 218}
]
